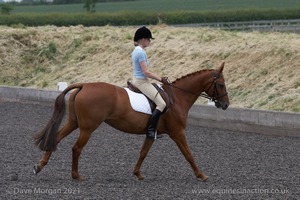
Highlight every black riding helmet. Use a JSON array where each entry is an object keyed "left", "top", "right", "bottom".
[{"left": 133, "top": 26, "right": 154, "bottom": 42}]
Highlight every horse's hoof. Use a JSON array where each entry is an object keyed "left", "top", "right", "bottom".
[
  {"left": 72, "top": 175, "right": 86, "bottom": 181},
  {"left": 77, "top": 177, "right": 86, "bottom": 181},
  {"left": 33, "top": 165, "right": 40, "bottom": 175},
  {"left": 133, "top": 172, "right": 144, "bottom": 180},
  {"left": 201, "top": 175, "right": 209, "bottom": 182},
  {"left": 197, "top": 173, "right": 209, "bottom": 182}
]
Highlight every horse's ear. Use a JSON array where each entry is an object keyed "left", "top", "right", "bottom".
[{"left": 218, "top": 62, "right": 225, "bottom": 73}]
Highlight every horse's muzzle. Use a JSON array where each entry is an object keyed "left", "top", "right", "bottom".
[{"left": 215, "top": 101, "right": 229, "bottom": 110}]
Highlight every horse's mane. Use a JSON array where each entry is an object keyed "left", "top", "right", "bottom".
[{"left": 172, "top": 69, "right": 212, "bottom": 84}]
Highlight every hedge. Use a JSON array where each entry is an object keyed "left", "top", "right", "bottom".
[{"left": 0, "top": 9, "right": 299, "bottom": 26}]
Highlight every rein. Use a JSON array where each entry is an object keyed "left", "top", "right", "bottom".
[
  {"left": 164, "top": 83, "right": 211, "bottom": 99},
  {"left": 163, "top": 70, "right": 227, "bottom": 103}
]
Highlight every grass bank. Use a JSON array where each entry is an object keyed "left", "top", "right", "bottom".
[{"left": 0, "top": 25, "right": 299, "bottom": 112}]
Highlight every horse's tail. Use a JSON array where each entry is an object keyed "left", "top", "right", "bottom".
[{"left": 33, "top": 83, "right": 83, "bottom": 151}]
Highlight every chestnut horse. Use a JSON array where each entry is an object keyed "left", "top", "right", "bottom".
[{"left": 33, "top": 62, "right": 229, "bottom": 181}]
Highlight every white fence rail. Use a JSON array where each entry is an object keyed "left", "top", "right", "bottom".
[
  {"left": 1, "top": 86, "right": 300, "bottom": 137},
  {"left": 176, "top": 19, "right": 300, "bottom": 33}
]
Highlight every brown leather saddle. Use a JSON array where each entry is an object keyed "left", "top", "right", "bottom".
[{"left": 127, "top": 81, "right": 174, "bottom": 114}]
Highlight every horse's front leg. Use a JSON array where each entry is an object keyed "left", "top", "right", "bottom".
[
  {"left": 170, "top": 131, "right": 209, "bottom": 181},
  {"left": 133, "top": 138, "right": 155, "bottom": 180}
]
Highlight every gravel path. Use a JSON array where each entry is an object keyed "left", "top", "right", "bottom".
[{"left": 1, "top": 101, "right": 299, "bottom": 200}]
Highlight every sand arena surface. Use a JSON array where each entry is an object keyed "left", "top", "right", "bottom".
[{"left": 1, "top": 101, "right": 299, "bottom": 199}]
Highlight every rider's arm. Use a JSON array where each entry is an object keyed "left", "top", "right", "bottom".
[{"left": 140, "top": 61, "right": 162, "bottom": 82}]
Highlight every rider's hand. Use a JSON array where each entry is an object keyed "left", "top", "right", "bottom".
[{"left": 160, "top": 77, "right": 169, "bottom": 84}]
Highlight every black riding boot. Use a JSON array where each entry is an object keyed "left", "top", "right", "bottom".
[{"left": 146, "top": 109, "right": 162, "bottom": 139}]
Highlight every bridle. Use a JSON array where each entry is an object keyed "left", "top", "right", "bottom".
[
  {"left": 164, "top": 70, "right": 228, "bottom": 103},
  {"left": 205, "top": 70, "right": 228, "bottom": 102}
]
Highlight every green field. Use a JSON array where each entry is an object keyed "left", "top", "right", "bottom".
[
  {"left": 3, "top": 0, "right": 299, "bottom": 27},
  {"left": 12, "top": 0, "right": 300, "bottom": 13}
]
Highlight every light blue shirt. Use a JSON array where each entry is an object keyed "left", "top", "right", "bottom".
[{"left": 132, "top": 46, "right": 149, "bottom": 79}]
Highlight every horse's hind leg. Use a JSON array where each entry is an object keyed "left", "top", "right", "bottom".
[
  {"left": 133, "top": 138, "right": 155, "bottom": 180},
  {"left": 34, "top": 121, "right": 78, "bottom": 175},
  {"left": 71, "top": 128, "right": 94, "bottom": 181}
]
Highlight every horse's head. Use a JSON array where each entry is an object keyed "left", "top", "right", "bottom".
[{"left": 204, "top": 62, "right": 230, "bottom": 110}]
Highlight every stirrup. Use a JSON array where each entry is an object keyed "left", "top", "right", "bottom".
[
  {"left": 154, "top": 132, "right": 164, "bottom": 139},
  {"left": 146, "top": 131, "right": 163, "bottom": 140}
]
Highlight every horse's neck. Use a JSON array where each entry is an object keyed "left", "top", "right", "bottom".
[{"left": 173, "top": 71, "right": 211, "bottom": 112}]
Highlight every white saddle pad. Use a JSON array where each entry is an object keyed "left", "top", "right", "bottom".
[{"left": 124, "top": 88, "right": 152, "bottom": 115}]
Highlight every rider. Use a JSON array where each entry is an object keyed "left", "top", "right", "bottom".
[{"left": 131, "top": 26, "right": 167, "bottom": 139}]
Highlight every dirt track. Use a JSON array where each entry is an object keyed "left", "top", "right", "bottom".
[{"left": 1, "top": 101, "right": 299, "bottom": 199}]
